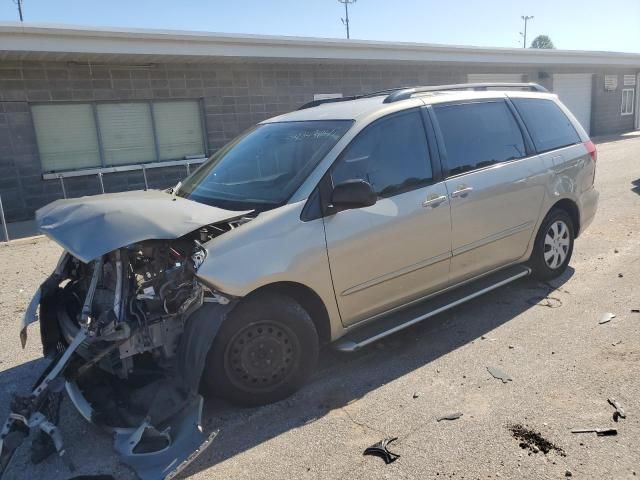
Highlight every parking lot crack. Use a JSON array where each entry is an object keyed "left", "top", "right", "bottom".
[{"left": 339, "top": 407, "right": 387, "bottom": 436}]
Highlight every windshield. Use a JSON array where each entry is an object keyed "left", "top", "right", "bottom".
[{"left": 178, "top": 120, "right": 353, "bottom": 211}]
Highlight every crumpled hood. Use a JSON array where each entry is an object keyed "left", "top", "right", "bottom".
[{"left": 36, "top": 190, "right": 250, "bottom": 263}]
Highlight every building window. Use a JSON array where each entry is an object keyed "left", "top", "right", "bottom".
[
  {"left": 31, "top": 104, "right": 101, "bottom": 172},
  {"left": 31, "top": 100, "right": 206, "bottom": 173},
  {"left": 621, "top": 89, "right": 635, "bottom": 116}
]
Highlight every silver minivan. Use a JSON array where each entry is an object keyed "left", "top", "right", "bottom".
[{"left": 8, "top": 83, "right": 598, "bottom": 476}]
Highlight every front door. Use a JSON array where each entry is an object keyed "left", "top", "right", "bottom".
[
  {"left": 431, "top": 99, "right": 546, "bottom": 283},
  {"left": 323, "top": 109, "right": 452, "bottom": 326}
]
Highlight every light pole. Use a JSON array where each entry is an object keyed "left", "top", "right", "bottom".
[
  {"left": 13, "top": 0, "right": 24, "bottom": 22},
  {"left": 520, "top": 15, "right": 534, "bottom": 48},
  {"left": 338, "top": 0, "right": 356, "bottom": 39}
]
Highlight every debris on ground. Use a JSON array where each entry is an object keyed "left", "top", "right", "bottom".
[
  {"left": 608, "top": 398, "right": 626, "bottom": 421},
  {"left": 412, "top": 392, "right": 420, "bottom": 399},
  {"left": 508, "top": 424, "right": 565, "bottom": 456},
  {"left": 612, "top": 340, "right": 623, "bottom": 346},
  {"left": 618, "top": 273, "right": 624, "bottom": 278},
  {"left": 437, "top": 412, "right": 463, "bottom": 422},
  {"left": 487, "top": 366, "right": 513, "bottom": 383},
  {"left": 363, "top": 437, "right": 400, "bottom": 464},
  {"left": 599, "top": 312, "right": 616, "bottom": 324},
  {"left": 565, "top": 470, "right": 573, "bottom": 477},
  {"left": 571, "top": 428, "right": 618, "bottom": 436},
  {"left": 527, "top": 296, "right": 562, "bottom": 308},
  {"left": 631, "top": 309, "right": 640, "bottom": 313}
]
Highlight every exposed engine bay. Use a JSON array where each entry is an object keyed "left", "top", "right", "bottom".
[
  {"left": 0, "top": 214, "right": 250, "bottom": 480},
  {"left": 55, "top": 236, "right": 211, "bottom": 377}
]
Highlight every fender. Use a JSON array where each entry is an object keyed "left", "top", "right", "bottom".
[{"left": 196, "top": 201, "right": 344, "bottom": 340}]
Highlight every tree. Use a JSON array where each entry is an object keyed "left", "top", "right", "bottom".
[{"left": 530, "top": 35, "right": 555, "bottom": 49}]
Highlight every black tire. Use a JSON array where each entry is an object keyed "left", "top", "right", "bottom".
[
  {"left": 203, "top": 292, "right": 319, "bottom": 406},
  {"left": 528, "top": 208, "right": 575, "bottom": 280}
]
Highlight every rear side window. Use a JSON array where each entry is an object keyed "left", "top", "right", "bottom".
[
  {"left": 331, "top": 109, "right": 433, "bottom": 198},
  {"left": 512, "top": 98, "right": 581, "bottom": 153},
  {"left": 434, "top": 101, "right": 526, "bottom": 176}
]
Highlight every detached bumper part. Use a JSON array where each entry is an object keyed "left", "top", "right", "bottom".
[
  {"left": 65, "top": 379, "right": 217, "bottom": 480},
  {"left": 114, "top": 396, "right": 218, "bottom": 480},
  {"left": 2, "top": 301, "right": 226, "bottom": 479},
  {"left": 20, "top": 287, "right": 41, "bottom": 349},
  {"left": 0, "top": 329, "right": 88, "bottom": 476},
  {"left": 1, "top": 329, "right": 218, "bottom": 480}
]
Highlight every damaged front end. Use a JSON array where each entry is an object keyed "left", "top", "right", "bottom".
[{"left": 1, "top": 193, "right": 252, "bottom": 479}]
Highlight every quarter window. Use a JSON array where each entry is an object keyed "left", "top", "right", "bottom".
[
  {"left": 434, "top": 101, "right": 526, "bottom": 176},
  {"left": 31, "top": 100, "right": 206, "bottom": 173},
  {"left": 331, "top": 110, "right": 432, "bottom": 198},
  {"left": 512, "top": 98, "right": 581, "bottom": 153},
  {"left": 621, "top": 89, "right": 635, "bottom": 116}
]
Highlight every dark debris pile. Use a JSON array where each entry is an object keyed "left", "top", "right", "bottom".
[{"left": 508, "top": 423, "right": 566, "bottom": 456}]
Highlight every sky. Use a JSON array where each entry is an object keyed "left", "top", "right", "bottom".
[{"left": 0, "top": 0, "right": 639, "bottom": 53}]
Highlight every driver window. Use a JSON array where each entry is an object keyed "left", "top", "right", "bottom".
[{"left": 330, "top": 109, "right": 433, "bottom": 198}]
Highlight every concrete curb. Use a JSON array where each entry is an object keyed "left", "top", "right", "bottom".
[{"left": 1, "top": 235, "right": 47, "bottom": 246}]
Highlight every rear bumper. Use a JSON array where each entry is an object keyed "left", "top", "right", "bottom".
[{"left": 578, "top": 187, "right": 599, "bottom": 236}]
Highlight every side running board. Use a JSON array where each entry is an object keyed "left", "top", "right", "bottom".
[{"left": 334, "top": 264, "right": 531, "bottom": 352}]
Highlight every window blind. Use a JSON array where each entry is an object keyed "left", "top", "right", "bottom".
[
  {"left": 153, "top": 101, "right": 205, "bottom": 161},
  {"left": 96, "top": 103, "right": 156, "bottom": 165},
  {"left": 31, "top": 104, "right": 101, "bottom": 172}
]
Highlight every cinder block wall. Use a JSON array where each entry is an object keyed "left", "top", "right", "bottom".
[{"left": 0, "top": 59, "right": 636, "bottom": 222}]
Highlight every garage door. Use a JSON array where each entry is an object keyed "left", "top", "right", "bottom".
[
  {"left": 553, "top": 74, "right": 593, "bottom": 134},
  {"left": 467, "top": 74, "right": 525, "bottom": 83}
]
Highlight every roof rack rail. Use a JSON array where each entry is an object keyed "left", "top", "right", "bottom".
[
  {"left": 297, "top": 82, "right": 548, "bottom": 110},
  {"left": 297, "top": 95, "right": 358, "bottom": 110},
  {"left": 297, "top": 86, "right": 414, "bottom": 110},
  {"left": 383, "top": 82, "right": 548, "bottom": 103}
]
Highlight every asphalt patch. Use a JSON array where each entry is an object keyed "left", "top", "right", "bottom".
[{"left": 508, "top": 424, "right": 566, "bottom": 456}]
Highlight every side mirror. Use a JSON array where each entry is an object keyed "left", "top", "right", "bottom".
[{"left": 330, "top": 179, "right": 377, "bottom": 212}]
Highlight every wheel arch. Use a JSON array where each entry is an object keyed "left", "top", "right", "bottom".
[
  {"left": 242, "top": 281, "right": 332, "bottom": 345},
  {"left": 549, "top": 198, "right": 580, "bottom": 237}
]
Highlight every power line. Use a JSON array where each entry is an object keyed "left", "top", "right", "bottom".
[
  {"left": 338, "top": 0, "right": 356, "bottom": 39},
  {"left": 520, "top": 15, "right": 534, "bottom": 48}
]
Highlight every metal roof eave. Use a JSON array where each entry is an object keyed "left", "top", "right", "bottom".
[{"left": 1, "top": 22, "right": 640, "bottom": 68}]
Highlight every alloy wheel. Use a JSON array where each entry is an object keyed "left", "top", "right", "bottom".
[{"left": 543, "top": 220, "right": 571, "bottom": 269}]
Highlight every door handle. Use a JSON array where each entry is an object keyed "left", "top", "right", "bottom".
[
  {"left": 450, "top": 185, "right": 473, "bottom": 198},
  {"left": 422, "top": 194, "right": 448, "bottom": 208}
]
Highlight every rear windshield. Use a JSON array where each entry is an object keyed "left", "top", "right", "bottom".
[
  {"left": 178, "top": 120, "right": 352, "bottom": 211},
  {"left": 512, "top": 98, "right": 581, "bottom": 153}
]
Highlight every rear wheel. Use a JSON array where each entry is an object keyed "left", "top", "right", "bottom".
[
  {"left": 203, "top": 293, "right": 319, "bottom": 406},
  {"left": 528, "top": 208, "right": 575, "bottom": 280}
]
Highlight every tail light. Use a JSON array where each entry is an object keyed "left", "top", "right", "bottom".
[
  {"left": 584, "top": 140, "right": 597, "bottom": 185},
  {"left": 584, "top": 140, "right": 597, "bottom": 162}
]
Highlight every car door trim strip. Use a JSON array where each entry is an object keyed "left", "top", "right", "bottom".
[
  {"left": 452, "top": 220, "right": 534, "bottom": 258},
  {"left": 340, "top": 251, "right": 451, "bottom": 297}
]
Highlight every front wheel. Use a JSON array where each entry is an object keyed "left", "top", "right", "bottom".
[
  {"left": 203, "top": 293, "right": 319, "bottom": 406},
  {"left": 528, "top": 208, "right": 575, "bottom": 280}
]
